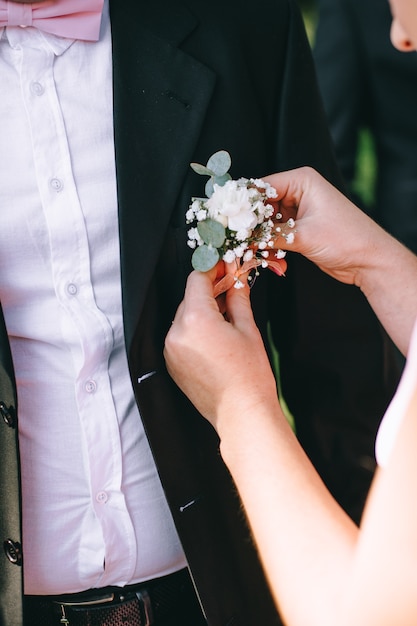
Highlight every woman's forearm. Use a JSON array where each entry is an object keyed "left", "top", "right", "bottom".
[
  {"left": 218, "top": 401, "right": 358, "bottom": 626},
  {"left": 355, "top": 228, "right": 417, "bottom": 355}
]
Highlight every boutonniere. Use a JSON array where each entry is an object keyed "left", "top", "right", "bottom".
[{"left": 186, "top": 150, "right": 295, "bottom": 295}]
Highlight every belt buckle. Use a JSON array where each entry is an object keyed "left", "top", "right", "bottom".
[
  {"left": 136, "top": 589, "right": 154, "bottom": 626},
  {"left": 56, "top": 593, "right": 115, "bottom": 626},
  {"left": 55, "top": 586, "right": 155, "bottom": 626}
]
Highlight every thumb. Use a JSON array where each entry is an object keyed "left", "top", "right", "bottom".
[{"left": 182, "top": 266, "right": 219, "bottom": 309}]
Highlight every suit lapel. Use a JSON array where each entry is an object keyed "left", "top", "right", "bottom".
[{"left": 109, "top": 1, "right": 216, "bottom": 347}]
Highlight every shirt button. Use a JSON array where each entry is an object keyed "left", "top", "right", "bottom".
[
  {"left": 66, "top": 283, "right": 78, "bottom": 296},
  {"left": 49, "top": 178, "right": 63, "bottom": 192},
  {"left": 85, "top": 380, "right": 97, "bottom": 393},
  {"left": 96, "top": 491, "right": 108, "bottom": 504},
  {"left": 30, "top": 81, "right": 44, "bottom": 96}
]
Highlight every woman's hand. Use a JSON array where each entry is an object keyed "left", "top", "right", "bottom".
[
  {"left": 265, "top": 167, "right": 387, "bottom": 287},
  {"left": 265, "top": 167, "right": 417, "bottom": 354},
  {"left": 164, "top": 263, "right": 280, "bottom": 436}
]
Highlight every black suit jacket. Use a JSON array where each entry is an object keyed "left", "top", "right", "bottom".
[
  {"left": 314, "top": 0, "right": 417, "bottom": 253},
  {"left": 0, "top": 1, "right": 397, "bottom": 624}
]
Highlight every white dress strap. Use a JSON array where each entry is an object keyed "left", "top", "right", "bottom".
[{"left": 376, "top": 316, "right": 417, "bottom": 467}]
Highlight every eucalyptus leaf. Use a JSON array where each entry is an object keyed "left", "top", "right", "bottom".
[
  {"left": 213, "top": 173, "right": 232, "bottom": 187},
  {"left": 206, "top": 150, "right": 231, "bottom": 176},
  {"left": 191, "top": 245, "right": 219, "bottom": 272},
  {"left": 205, "top": 178, "right": 215, "bottom": 198},
  {"left": 190, "top": 163, "right": 215, "bottom": 177},
  {"left": 197, "top": 218, "right": 226, "bottom": 248}
]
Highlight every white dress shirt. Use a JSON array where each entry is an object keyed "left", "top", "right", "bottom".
[{"left": 0, "top": 3, "right": 186, "bottom": 595}]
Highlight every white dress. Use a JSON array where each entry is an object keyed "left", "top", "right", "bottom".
[{"left": 375, "top": 316, "right": 417, "bottom": 467}]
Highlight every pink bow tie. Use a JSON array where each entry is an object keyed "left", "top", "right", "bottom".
[{"left": 0, "top": 0, "right": 104, "bottom": 42}]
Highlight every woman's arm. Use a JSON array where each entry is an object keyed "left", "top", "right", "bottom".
[
  {"left": 164, "top": 268, "right": 358, "bottom": 626},
  {"left": 164, "top": 266, "right": 417, "bottom": 626}
]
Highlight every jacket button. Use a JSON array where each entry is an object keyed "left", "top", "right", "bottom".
[
  {"left": 3, "top": 539, "right": 23, "bottom": 566},
  {"left": 0, "top": 402, "right": 16, "bottom": 428}
]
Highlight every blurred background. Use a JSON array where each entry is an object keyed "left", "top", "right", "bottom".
[
  {"left": 298, "top": 0, "right": 417, "bottom": 262},
  {"left": 297, "top": 0, "right": 377, "bottom": 210}
]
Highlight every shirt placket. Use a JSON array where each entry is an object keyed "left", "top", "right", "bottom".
[{"left": 17, "top": 34, "right": 137, "bottom": 584}]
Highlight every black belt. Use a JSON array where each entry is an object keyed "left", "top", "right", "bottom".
[{"left": 24, "top": 568, "right": 205, "bottom": 626}]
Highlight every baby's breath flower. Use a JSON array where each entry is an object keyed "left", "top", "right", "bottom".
[
  {"left": 186, "top": 208, "right": 195, "bottom": 222},
  {"left": 234, "top": 244, "right": 248, "bottom": 258},
  {"left": 223, "top": 249, "right": 236, "bottom": 263},
  {"left": 187, "top": 227, "right": 203, "bottom": 246},
  {"left": 266, "top": 186, "right": 278, "bottom": 199},
  {"left": 235, "top": 228, "right": 251, "bottom": 241},
  {"left": 196, "top": 209, "right": 207, "bottom": 221}
]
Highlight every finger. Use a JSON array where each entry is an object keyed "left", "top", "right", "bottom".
[
  {"left": 224, "top": 278, "right": 256, "bottom": 330},
  {"left": 181, "top": 268, "right": 229, "bottom": 330},
  {"left": 263, "top": 170, "right": 305, "bottom": 212}
]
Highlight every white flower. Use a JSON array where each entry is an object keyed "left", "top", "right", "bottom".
[
  {"left": 186, "top": 208, "right": 195, "bottom": 222},
  {"left": 196, "top": 209, "right": 207, "bottom": 221},
  {"left": 228, "top": 209, "right": 258, "bottom": 232},
  {"left": 187, "top": 227, "right": 203, "bottom": 246},
  {"left": 187, "top": 150, "right": 289, "bottom": 282},
  {"left": 275, "top": 249, "right": 286, "bottom": 259},
  {"left": 233, "top": 244, "right": 247, "bottom": 258},
  {"left": 235, "top": 228, "right": 251, "bottom": 242},
  {"left": 223, "top": 249, "right": 236, "bottom": 263},
  {"left": 265, "top": 186, "right": 278, "bottom": 199},
  {"left": 205, "top": 180, "right": 258, "bottom": 232}
]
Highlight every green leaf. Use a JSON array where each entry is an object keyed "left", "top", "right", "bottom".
[
  {"left": 213, "top": 173, "right": 232, "bottom": 187},
  {"left": 197, "top": 218, "right": 226, "bottom": 248},
  {"left": 205, "top": 178, "right": 215, "bottom": 198},
  {"left": 206, "top": 150, "right": 231, "bottom": 176},
  {"left": 205, "top": 172, "right": 232, "bottom": 197},
  {"left": 191, "top": 245, "right": 219, "bottom": 272},
  {"left": 190, "top": 163, "right": 214, "bottom": 177}
]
